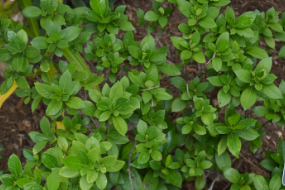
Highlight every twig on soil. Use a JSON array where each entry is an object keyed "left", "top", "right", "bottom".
[
  {"left": 240, "top": 153, "right": 270, "bottom": 176},
  {"left": 140, "top": 86, "right": 160, "bottom": 91},
  {"left": 222, "top": 182, "right": 231, "bottom": 190},
  {"left": 128, "top": 139, "right": 152, "bottom": 190},
  {"left": 206, "top": 52, "right": 216, "bottom": 66},
  {"left": 208, "top": 172, "right": 220, "bottom": 190},
  {"left": 186, "top": 83, "right": 192, "bottom": 99}
]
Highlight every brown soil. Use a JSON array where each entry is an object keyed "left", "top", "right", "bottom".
[{"left": 1, "top": 0, "right": 285, "bottom": 189}]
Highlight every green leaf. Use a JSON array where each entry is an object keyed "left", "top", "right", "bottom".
[
  {"left": 228, "top": 113, "right": 240, "bottom": 126},
  {"left": 15, "top": 178, "right": 34, "bottom": 188},
  {"left": 236, "top": 28, "right": 254, "bottom": 38},
  {"left": 269, "top": 174, "right": 281, "bottom": 190},
  {"left": 240, "top": 87, "right": 257, "bottom": 110},
  {"left": 0, "top": 48, "right": 12, "bottom": 61},
  {"left": 105, "top": 160, "right": 125, "bottom": 172},
  {"left": 90, "top": 0, "right": 107, "bottom": 18},
  {"left": 47, "top": 173, "right": 60, "bottom": 190},
  {"left": 144, "top": 11, "right": 161, "bottom": 21},
  {"left": 208, "top": 76, "right": 223, "bottom": 86},
  {"left": 151, "top": 150, "right": 162, "bottom": 161},
  {"left": 212, "top": 57, "right": 222, "bottom": 71},
  {"left": 261, "top": 84, "right": 283, "bottom": 99},
  {"left": 235, "top": 69, "right": 252, "bottom": 83},
  {"left": 172, "top": 98, "right": 187, "bottom": 112},
  {"left": 42, "top": 153, "right": 58, "bottom": 169},
  {"left": 192, "top": 51, "right": 206, "bottom": 63},
  {"left": 195, "top": 176, "right": 206, "bottom": 190},
  {"left": 259, "top": 159, "right": 277, "bottom": 171},
  {"left": 33, "top": 141, "right": 48, "bottom": 154},
  {"left": 100, "top": 156, "right": 117, "bottom": 167},
  {"left": 233, "top": 129, "right": 259, "bottom": 141},
  {"left": 66, "top": 97, "right": 85, "bottom": 109},
  {"left": 223, "top": 167, "right": 241, "bottom": 183},
  {"left": 215, "top": 152, "right": 231, "bottom": 170},
  {"left": 81, "top": 101, "right": 96, "bottom": 116},
  {"left": 35, "top": 83, "right": 54, "bottom": 99},
  {"left": 216, "top": 32, "right": 229, "bottom": 52},
  {"left": 22, "top": 6, "right": 42, "bottom": 18},
  {"left": 217, "top": 136, "right": 227, "bottom": 155},
  {"left": 31, "top": 37, "right": 48, "bottom": 49},
  {"left": 170, "top": 77, "right": 186, "bottom": 89},
  {"left": 227, "top": 132, "right": 241, "bottom": 158},
  {"left": 63, "top": 156, "right": 84, "bottom": 170},
  {"left": 246, "top": 47, "right": 268, "bottom": 59},
  {"left": 199, "top": 17, "right": 217, "bottom": 28},
  {"left": 119, "top": 21, "right": 135, "bottom": 31},
  {"left": 96, "top": 173, "right": 107, "bottom": 190},
  {"left": 255, "top": 57, "right": 272, "bottom": 73},
  {"left": 8, "top": 154, "right": 22, "bottom": 177},
  {"left": 193, "top": 125, "right": 206, "bottom": 135},
  {"left": 59, "top": 166, "right": 80, "bottom": 178},
  {"left": 235, "top": 12, "right": 256, "bottom": 28},
  {"left": 128, "top": 46, "right": 141, "bottom": 59},
  {"left": 112, "top": 116, "right": 128, "bottom": 136},
  {"left": 137, "top": 120, "right": 148, "bottom": 135},
  {"left": 46, "top": 100, "right": 63, "bottom": 116},
  {"left": 80, "top": 175, "right": 93, "bottom": 190},
  {"left": 218, "top": 90, "right": 231, "bottom": 107},
  {"left": 141, "top": 34, "right": 155, "bottom": 51},
  {"left": 254, "top": 175, "right": 269, "bottom": 190},
  {"left": 157, "top": 63, "right": 181, "bottom": 76},
  {"left": 12, "top": 55, "right": 27, "bottom": 72},
  {"left": 278, "top": 45, "right": 285, "bottom": 58},
  {"left": 63, "top": 26, "right": 82, "bottom": 42},
  {"left": 165, "top": 169, "right": 182, "bottom": 188},
  {"left": 159, "top": 17, "right": 168, "bottom": 27},
  {"left": 15, "top": 76, "right": 29, "bottom": 89},
  {"left": 201, "top": 113, "right": 214, "bottom": 126},
  {"left": 110, "top": 82, "right": 123, "bottom": 100},
  {"left": 177, "top": 0, "right": 192, "bottom": 17},
  {"left": 199, "top": 161, "right": 212, "bottom": 169},
  {"left": 39, "top": 116, "right": 51, "bottom": 137},
  {"left": 87, "top": 170, "right": 99, "bottom": 183}
]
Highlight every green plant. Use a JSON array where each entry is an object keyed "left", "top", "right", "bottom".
[{"left": 0, "top": 0, "right": 285, "bottom": 189}]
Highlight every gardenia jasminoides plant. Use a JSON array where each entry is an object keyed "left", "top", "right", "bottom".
[{"left": 0, "top": 0, "right": 285, "bottom": 189}]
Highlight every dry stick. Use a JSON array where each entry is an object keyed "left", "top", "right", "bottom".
[
  {"left": 206, "top": 52, "right": 216, "bottom": 66},
  {"left": 128, "top": 140, "right": 152, "bottom": 190},
  {"left": 222, "top": 182, "right": 231, "bottom": 190},
  {"left": 239, "top": 153, "right": 270, "bottom": 176},
  {"left": 208, "top": 173, "right": 220, "bottom": 190},
  {"left": 186, "top": 83, "right": 192, "bottom": 99},
  {"left": 140, "top": 86, "right": 160, "bottom": 91}
]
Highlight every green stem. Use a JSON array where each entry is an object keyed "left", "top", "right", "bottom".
[
  {"left": 62, "top": 48, "right": 101, "bottom": 92},
  {"left": 10, "top": 20, "right": 36, "bottom": 38},
  {"left": 16, "top": 0, "right": 40, "bottom": 37}
]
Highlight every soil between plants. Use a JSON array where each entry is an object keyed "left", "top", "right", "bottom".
[{"left": 1, "top": 0, "right": 285, "bottom": 189}]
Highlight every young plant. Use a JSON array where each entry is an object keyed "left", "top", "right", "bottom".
[{"left": 0, "top": 0, "right": 285, "bottom": 189}]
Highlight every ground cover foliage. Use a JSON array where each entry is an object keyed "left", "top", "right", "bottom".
[{"left": 0, "top": 0, "right": 285, "bottom": 189}]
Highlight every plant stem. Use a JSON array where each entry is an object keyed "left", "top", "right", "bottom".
[
  {"left": 16, "top": 0, "right": 40, "bottom": 37},
  {"left": 62, "top": 48, "right": 91, "bottom": 73},
  {"left": 62, "top": 48, "right": 101, "bottom": 92}
]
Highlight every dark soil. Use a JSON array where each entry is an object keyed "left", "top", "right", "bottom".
[{"left": 1, "top": 0, "right": 285, "bottom": 189}]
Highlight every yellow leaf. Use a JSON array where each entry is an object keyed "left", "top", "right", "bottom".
[{"left": 0, "top": 81, "right": 18, "bottom": 109}]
